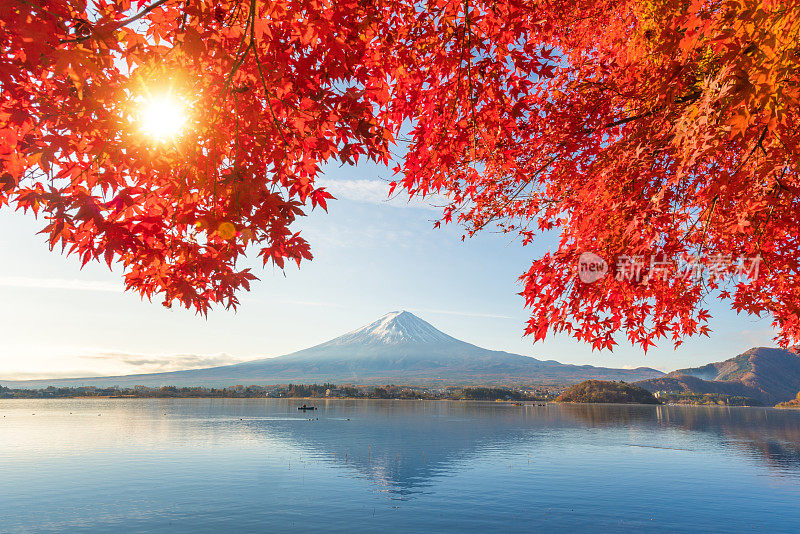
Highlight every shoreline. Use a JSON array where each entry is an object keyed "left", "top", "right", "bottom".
[{"left": 0, "top": 396, "right": 791, "bottom": 409}]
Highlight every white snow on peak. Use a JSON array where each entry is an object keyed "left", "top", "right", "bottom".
[{"left": 325, "top": 311, "right": 456, "bottom": 346}]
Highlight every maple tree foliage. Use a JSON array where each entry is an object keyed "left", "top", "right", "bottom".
[
  {"left": 1, "top": 0, "right": 799, "bottom": 350},
  {"left": 1, "top": 0, "right": 393, "bottom": 312},
  {"left": 389, "top": 0, "right": 800, "bottom": 351}
]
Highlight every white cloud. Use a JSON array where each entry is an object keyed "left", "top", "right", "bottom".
[
  {"left": 0, "top": 276, "right": 121, "bottom": 292},
  {"left": 316, "top": 178, "right": 448, "bottom": 211},
  {"left": 81, "top": 351, "right": 247, "bottom": 372},
  {"left": 0, "top": 350, "right": 253, "bottom": 380}
]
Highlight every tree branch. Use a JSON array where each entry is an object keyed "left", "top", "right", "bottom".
[{"left": 59, "top": 0, "right": 172, "bottom": 44}]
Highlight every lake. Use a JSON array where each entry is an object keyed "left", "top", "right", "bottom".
[{"left": 1, "top": 399, "right": 799, "bottom": 533}]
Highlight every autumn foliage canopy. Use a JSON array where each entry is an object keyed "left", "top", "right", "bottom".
[{"left": 2, "top": 0, "right": 799, "bottom": 350}]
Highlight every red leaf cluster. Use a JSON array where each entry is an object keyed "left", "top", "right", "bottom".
[{"left": 2, "top": 0, "right": 799, "bottom": 350}]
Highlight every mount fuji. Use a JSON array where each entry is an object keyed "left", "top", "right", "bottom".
[{"left": 2, "top": 311, "right": 664, "bottom": 387}]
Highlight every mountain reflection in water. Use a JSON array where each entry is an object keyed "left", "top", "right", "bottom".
[
  {"left": 2, "top": 399, "right": 799, "bottom": 533},
  {"left": 246, "top": 401, "right": 800, "bottom": 495}
]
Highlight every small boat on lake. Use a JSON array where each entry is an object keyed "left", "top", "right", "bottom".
[{"left": 298, "top": 405, "right": 317, "bottom": 411}]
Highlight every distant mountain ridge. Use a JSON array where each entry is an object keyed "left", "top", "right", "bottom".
[
  {"left": 1, "top": 311, "right": 664, "bottom": 388},
  {"left": 636, "top": 347, "right": 800, "bottom": 404}
]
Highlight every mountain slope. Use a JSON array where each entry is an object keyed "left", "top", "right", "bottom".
[
  {"left": 635, "top": 374, "right": 765, "bottom": 402},
  {"left": 1, "top": 311, "right": 664, "bottom": 388},
  {"left": 636, "top": 347, "right": 800, "bottom": 404}
]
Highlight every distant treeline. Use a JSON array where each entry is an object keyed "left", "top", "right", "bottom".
[
  {"left": 659, "top": 392, "right": 763, "bottom": 406},
  {"left": 0, "top": 384, "right": 547, "bottom": 401}
]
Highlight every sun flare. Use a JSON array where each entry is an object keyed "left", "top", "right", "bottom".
[{"left": 137, "top": 93, "right": 188, "bottom": 142}]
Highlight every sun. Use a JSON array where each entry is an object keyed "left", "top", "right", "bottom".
[{"left": 137, "top": 92, "right": 188, "bottom": 142}]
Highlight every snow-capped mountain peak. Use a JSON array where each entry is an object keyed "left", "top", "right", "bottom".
[
  {"left": 325, "top": 311, "right": 456, "bottom": 346},
  {"left": 2, "top": 310, "right": 667, "bottom": 387}
]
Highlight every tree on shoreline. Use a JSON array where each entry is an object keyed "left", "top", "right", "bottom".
[
  {"left": 557, "top": 380, "right": 661, "bottom": 404},
  {"left": 776, "top": 391, "right": 800, "bottom": 409},
  {"left": 2, "top": 0, "right": 799, "bottom": 350}
]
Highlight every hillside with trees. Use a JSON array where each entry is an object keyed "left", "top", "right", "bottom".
[
  {"left": 636, "top": 375, "right": 763, "bottom": 403},
  {"left": 556, "top": 381, "right": 660, "bottom": 405},
  {"left": 776, "top": 392, "right": 800, "bottom": 409},
  {"left": 637, "top": 347, "right": 800, "bottom": 405}
]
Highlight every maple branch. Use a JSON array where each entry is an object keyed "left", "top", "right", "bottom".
[
  {"left": 117, "top": 0, "right": 172, "bottom": 28},
  {"left": 756, "top": 124, "right": 769, "bottom": 156},
  {"left": 249, "top": 0, "right": 289, "bottom": 150},
  {"left": 582, "top": 91, "right": 702, "bottom": 135},
  {"left": 774, "top": 176, "right": 800, "bottom": 197},
  {"left": 451, "top": 21, "right": 467, "bottom": 120},
  {"left": 208, "top": 16, "right": 253, "bottom": 124},
  {"left": 726, "top": 126, "right": 769, "bottom": 185},
  {"left": 59, "top": 0, "right": 173, "bottom": 44},
  {"left": 14, "top": 0, "right": 59, "bottom": 20},
  {"left": 696, "top": 195, "right": 717, "bottom": 257},
  {"left": 756, "top": 203, "right": 776, "bottom": 258},
  {"left": 469, "top": 155, "right": 557, "bottom": 233},
  {"left": 604, "top": 110, "right": 654, "bottom": 129},
  {"left": 464, "top": 0, "right": 478, "bottom": 160}
]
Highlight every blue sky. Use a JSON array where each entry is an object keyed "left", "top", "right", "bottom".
[{"left": 0, "top": 159, "right": 778, "bottom": 379}]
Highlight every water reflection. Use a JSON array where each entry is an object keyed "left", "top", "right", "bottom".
[
  {"left": 2, "top": 399, "right": 800, "bottom": 532},
  {"left": 558, "top": 404, "right": 800, "bottom": 476},
  {"left": 224, "top": 400, "right": 800, "bottom": 496},
  {"left": 240, "top": 401, "right": 558, "bottom": 496}
]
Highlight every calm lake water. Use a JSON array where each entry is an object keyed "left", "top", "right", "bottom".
[{"left": 1, "top": 399, "right": 799, "bottom": 533}]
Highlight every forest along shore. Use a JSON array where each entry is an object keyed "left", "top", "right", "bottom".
[
  {"left": 1, "top": 381, "right": 789, "bottom": 406},
  {"left": 0, "top": 384, "right": 555, "bottom": 401}
]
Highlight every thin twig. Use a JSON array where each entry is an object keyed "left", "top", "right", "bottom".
[
  {"left": 249, "top": 0, "right": 289, "bottom": 149},
  {"left": 59, "top": 0, "right": 172, "bottom": 44}
]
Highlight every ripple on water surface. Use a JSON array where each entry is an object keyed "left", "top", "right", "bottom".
[{"left": 1, "top": 399, "right": 799, "bottom": 533}]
